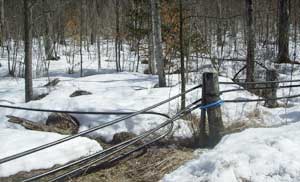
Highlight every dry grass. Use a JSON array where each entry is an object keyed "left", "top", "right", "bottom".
[
  {"left": 69, "top": 147, "right": 193, "bottom": 182},
  {"left": 2, "top": 109, "right": 268, "bottom": 182},
  {"left": 1, "top": 146, "right": 194, "bottom": 182}
]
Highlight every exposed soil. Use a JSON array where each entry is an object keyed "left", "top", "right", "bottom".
[
  {"left": 0, "top": 145, "right": 194, "bottom": 182},
  {"left": 0, "top": 121, "right": 257, "bottom": 182},
  {"left": 69, "top": 146, "right": 193, "bottom": 182}
]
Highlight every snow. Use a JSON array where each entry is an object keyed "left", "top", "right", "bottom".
[
  {"left": 0, "top": 128, "right": 102, "bottom": 177},
  {"left": 162, "top": 65, "right": 300, "bottom": 182},
  {"left": 162, "top": 122, "right": 300, "bottom": 182},
  {"left": 1, "top": 37, "right": 300, "bottom": 179},
  {"left": 0, "top": 50, "right": 200, "bottom": 177},
  {"left": 0, "top": 72, "right": 200, "bottom": 142}
]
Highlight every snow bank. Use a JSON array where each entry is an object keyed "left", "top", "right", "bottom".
[
  {"left": 162, "top": 122, "right": 300, "bottom": 182},
  {"left": 0, "top": 129, "right": 102, "bottom": 177},
  {"left": 0, "top": 72, "right": 201, "bottom": 142}
]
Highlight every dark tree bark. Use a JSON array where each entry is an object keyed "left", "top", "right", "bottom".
[
  {"left": 0, "top": 0, "right": 4, "bottom": 46},
  {"left": 179, "top": 0, "right": 186, "bottom": 110},
  {"left": 58, "top": 0, "right": 65, "bottom": 45},
  {"left": 80, "top": 0, "right": 86, "bottom": 77},
  {"left": 24, "top": 0, "right": 33, "bottom": 102},
  {"left": 216, "top": 0, "right": 222, "bottom": 46},
  {"left": 115, "top": 0, "right": 121, "bottom": 72},
  {"left": 97, "top": 36, "right": 101, "bottom": 71},
  {"left": 277, "top": 0, "right": 291, "bottom": 63},
  {"left": 95, "top": 0, "right": 102, "bottom": 71},
  {"left": 43, "top": 0, "right": 54, "bottom": 60},
  {"left": 148, "top": 6, "right": 155, "bottom": 74},
  {"left": 245, "top": 0, "right": 255, "bottom": 82}
]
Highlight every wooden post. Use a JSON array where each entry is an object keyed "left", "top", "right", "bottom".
[
  {"left": 203, "top": 72, "right": 224, "bottom": 146},
  {"left": 199, "top": 79, "right": 208, "bottom": 147},
  {"left": 264, "top": 69, "right": 279, "bottom": 108}
]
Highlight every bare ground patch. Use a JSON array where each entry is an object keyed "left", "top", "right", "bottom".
[
  {"left": 68, "top": 146, "right": 193, "bottom": 182},
  {"left": 0, "top": 146, "right": 194, "bottom": 182}
]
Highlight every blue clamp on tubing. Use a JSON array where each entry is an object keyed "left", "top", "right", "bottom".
[{"left": 199, "top": 100, "right": 224, "bottom": 110}]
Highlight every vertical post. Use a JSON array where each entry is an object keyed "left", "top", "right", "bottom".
[
  {"left": 199, "top": 78, "right": 208, "bottom": 147},
  {"left": 264, "top": 69, "right": 279, "bottom": 108},
  {"left": 203, "top": 72, "right": 224, "bottom": 146}
]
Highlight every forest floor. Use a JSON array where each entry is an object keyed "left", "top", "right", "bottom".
[
  {"left": 2, "top": 40, "right": 300, "bottom": 181},
  {"left": 70, "top": 146, "right": 194, "bottom": 182},
  {"left": 1, "top": 142, "right": 196, "bottom": 182}
]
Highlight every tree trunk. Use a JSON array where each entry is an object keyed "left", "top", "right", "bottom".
[
  {"left": 245, "top": 0, "right": 255, "bottom": 82},
  {"left": 7, "top": 44, "right": 11, "bottom": 75},
  {"left": 277, "top": 0, "right": 291, "bottom": 63},
  {"left": 216, "top": 0, "right": 222, "bottom": 46},
  {"left": 179, "top": 0, "right": 186, "bottom": 110},
  {"left": 24, "top": 0, "right": 33, "bottom": 102},
  {"left": 80, "top": 0, "right": 85, "bottom": 77},
  {"left": 136, "top": 41, "right": 140, "bottom": 72},
  {"left": 150, "top": 0, "right": 166, "bottom": 87},
  {"left": 0, "top": 0, "right": 4, "bottom": 46},
  {"left": 115, "top": 0, "right": 121, "bottom": 72},
  {"left": 95, "top": 0, "right": 101, "bottom": 71},
  {"left": 97, "top": 36, "right": 101, "bottom": 71},
  {"left": 43, "top": 0, "right": 54, "bottom": 60},
  {"left": 148, "top": 7, "right": 155, "bottom": 74},
  {"left": 58, "top": 0, "right": 65, "bottom": 45}
]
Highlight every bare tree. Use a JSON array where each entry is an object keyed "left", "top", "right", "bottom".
[
  {"left": 43, "top": 0, "right": 55, "bottom": 60},
  {"left": 245, "top": 0, "right": 255, "bottom": 82},
  {"left": 179, "top": 0, "right": 186, "bottom": 110},
  {"left": 151, "top": 0, "right": 166, "bottom": 87},
  {"left": 216, "top": 0, "right": 223, "bottom": 46},
  {"left": 0, "top": 0, "right": 4, "bottom": 46},
  {"left": 277, "top": 0, "right": 291, "bottom": 63},
  {"left": 24, "top": 0, "right": 33, "bottom": 102},
  {"left": 115, "top": 0, "right": 121, "bottom": 72},
  {"left": 80, "top": 0, "right": 86, "bottom": 77},
  {"left": 95, "top": 0, "right": 102, "bottom": 71}
]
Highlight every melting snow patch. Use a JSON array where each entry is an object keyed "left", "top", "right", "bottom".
[
  {"left": 162, "top": 122, "right": 300, "bottom": 182},
  {"left": 0, "top": 129, "right": 102, "bottom": 177}
]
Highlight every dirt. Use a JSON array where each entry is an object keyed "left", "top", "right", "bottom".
[
  {"left": 0, "top": 119, "right": 264, "bottom": 182},
  {"left": 69, "top": 146, "right": 193, "bottom": 182},
  {"left": 0, "top": 145, "right": 194, "bottom": 182}
]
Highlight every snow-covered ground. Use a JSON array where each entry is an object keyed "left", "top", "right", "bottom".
[
  {"left": 162, "top": 64, "right": 300, "bottom": 182},
  {"left": 162, "top": 122, "right": 300, "bottom": 182},
  {"left": 0, "top": 129, "right": 102, "bottom": 177},
  {"left": 1, "top": 38, "right": 300, "bottom": 180},
  {"left": 0, "top": 41, "right": 202, "bottom": 177}
]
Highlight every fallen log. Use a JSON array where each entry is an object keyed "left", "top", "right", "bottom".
[
  {"left": 44, "top": 78, "right": 60, "bottom": 87},
  {"left": 7, "top": 113, "right": 79, "bottom": 135}
]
